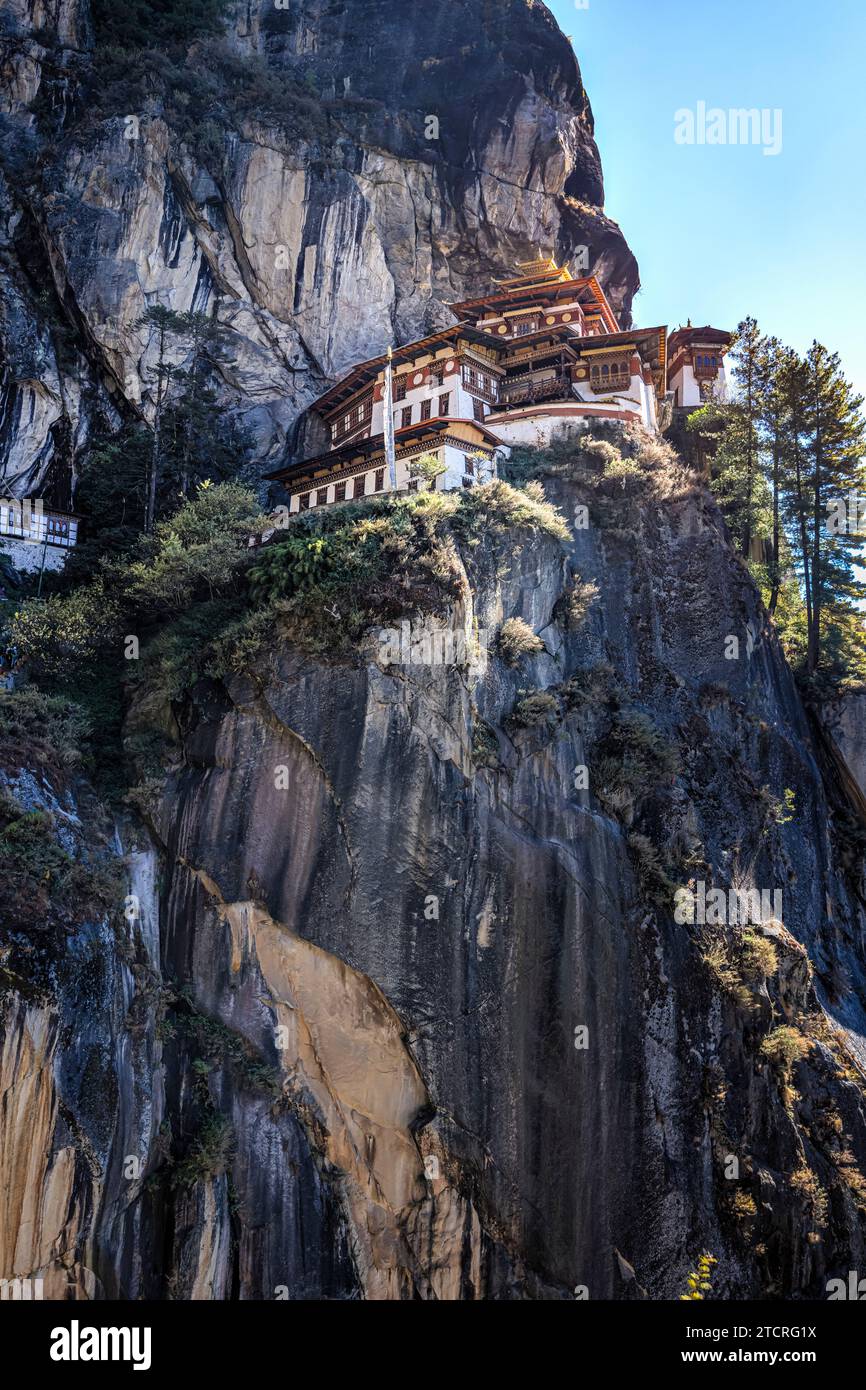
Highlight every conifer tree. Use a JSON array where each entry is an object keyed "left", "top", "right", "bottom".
[
  {"left": 686, "top": 326, "right": 866, "bottom": 690},
  {"left": 756, "top": 337, "right": 785, "bottom": 614},
  {"left": 730, "top": 316, "right": 766, "bottom": 560},
  {"left": 138, "top": 306, "right": 248, "bottom": 533},
  {"left": 139, "top": 305, "right": 182, "bottom": 534},
  {"left": 800, "top": 342, "right": 866, "bottom": 677},
  {"left": 777, "top": 351, "right": 813, "bottom": 642},
  {"left": 701, "top": 318, "right": 770, "bottom": 558}
]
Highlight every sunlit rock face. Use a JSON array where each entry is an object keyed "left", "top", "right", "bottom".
[
  {"left": 0, "top": 0, "right": 637, "bottom": 496},
  {"left": 5, "top": 428, "right": 866, "bottom": 1300}
]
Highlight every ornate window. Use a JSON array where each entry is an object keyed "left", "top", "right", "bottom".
[
  {"left": 335, "top": 482, "right": 346, "bottom": 502},
  {"left": 473, "top": 397, "right": 485, "bottom": 422},
  {"left": 463, "top": 365, "right": 497, "bottom": 403},
  {"left": 589, "top": 359, "right": 631, "bottom": 393},
  {"left": 332, "top": 394, "right": 372, "bottom": 444},
  {"left": 393, "top": 376, "right": 407, "bottom": 401},
  {"left": 298, "top": 493, "right": 310, "bottom": 510},
  {"left": 401, "top": 406, "right": 412, "bottom": 428},
  {"left": 374, "top": 468, "right": 385, "bottom": 491},
  {"left": 316, "top": 488, "right": 328, "bottom": 507},
  {"left": 438, "top": 393, "right": 450, "bottom": 416},
  {"left": 421, "top": 398, "right": 432, "bottom": 421},
  {"left": 694, "top": 353, "right": 719, "bottom": 379}
]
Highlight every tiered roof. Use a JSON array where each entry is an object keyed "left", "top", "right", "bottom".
[{"left": 449, "top": 254, "right": 621, "bottom": 335}]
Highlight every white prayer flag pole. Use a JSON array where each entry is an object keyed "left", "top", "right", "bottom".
[{"left": 383, "top": 345, "right": 398, "bottom": 491}]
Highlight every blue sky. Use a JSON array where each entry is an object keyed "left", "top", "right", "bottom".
[{"left": 545, "top": 0, "right": 866, "bottom": 401}]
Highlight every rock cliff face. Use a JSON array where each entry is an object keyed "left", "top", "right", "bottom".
[
  {"left": 825, "top": 691, "right": 866, "bottom": 804},
  {"left": 3, "top": 2, "right": 866, "bottom": 1305},
  {"left": 0, "top": 0, "right": 638, "bottom": 497},
  {"left": 4, "top": 428, "right": 866, "bottom": 1299}
]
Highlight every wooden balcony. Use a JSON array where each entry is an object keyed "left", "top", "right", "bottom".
[
  {"left": 464, "top": 379, "right": 499, "bottom": 405},
  {"left": 499, "top": 374, "right": 573, "bottom": 407},
  {"left": 589, "top": 374, "right": 631, "bottom": 394}
]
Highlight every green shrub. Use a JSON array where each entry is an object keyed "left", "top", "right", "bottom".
[
  {"left": 498, "top": 436, "right": 577, "bottom": 481},
  {"left": 172, "top": 1002, "right": 281, "bottom": 1097},
  {"left": 452, "top": 478, "right": 570, "bottom": 542},
  {"left": 496, "top": 617, "right": 545, "bottom": 666},
  {"left": 124, "top": 482, "right": 266, "bottom": 616},
  {"left": 759, "top": 1026, "right": 811, "bottom": 1070},
  {"left": 760, "top": 786, "right": 796, "bottom": 825},
  {"left": 91, "top": 0, "right": 232, "bottom": 50},
  {"left": 557, "top": 577, "right": 598, "bottom": 631},
  {"left": 627, "top": 832, "right": 679, "bottom": 907},
  {"left": 173, "top": 1114, "right": 234, "bottom": 1188},
  {"left": 789, "top": 1165, "right": 828, "bottom": 1228},
  {"left": 245, "top": 482, "right": 569, "bottom": 660},
  {"left": 699, "top": 938, "right": 756, "bottom": 1011},
  {"left": 739, "top": 930, "right": 779, "bottom": 979},
  {"left": 508, "top": 690, "right": 561, "bottom": 731},
  {"left": 0, "top": 794, "right": 122, "bottom": 927},
  {"left": 7, "top": 581, "right": 122, "bottom": 682},
  {"left": 0, "top": 688, "right": 91, "bottom": 769},
  {"left": 603, "top": 454, "right": 644, "bottom": 488},
  {"left": 561, "top": 662, "right": 621, "bottom": 713},
  {"left": 581, "top": 437, "right": 624, "bottom": 468},
  {"left": 408, "top": 451, "right": 446, "bottom": 487},
  {"left": 593, "top": 709, "right": 680, "bottom": 810},
  {"left": 471, "top": 719, "right": 500, "bottom": 770}
]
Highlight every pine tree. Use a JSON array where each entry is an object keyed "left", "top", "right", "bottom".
[
  {"left": 684, "top": 325, "right": 866, "bottom": 691},
  {"left": 756, "top": 337, "right": 785, "bottom": 614},
  {"left": 137, "top": 306, "right": 250, "bottom": 533},
  {"left": 701, "top": 318, "right": 771, "bottom": 558},
  {"left": 777, "top": 352, "right": 813, "bottom": 645},
  {"left": 801, "top": 342, "right": 866, "bottom": 678},
  {"left": 139, "top": 305, "right": 183, "bottom": 534},
  {"left": 730, "top": 316, "right": 766, "bottom": 560}
]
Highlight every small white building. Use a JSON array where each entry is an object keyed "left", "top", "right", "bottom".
[
  {"left": 667, "top": 325, "right": 731, "bottom": 409},
  {"left": 0, "top": 499, "right": 80, "bottom": 574}
]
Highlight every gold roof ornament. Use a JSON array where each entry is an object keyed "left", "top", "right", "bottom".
[{"left": 493, "top": 252, "right": 572, "bottom": 289}]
